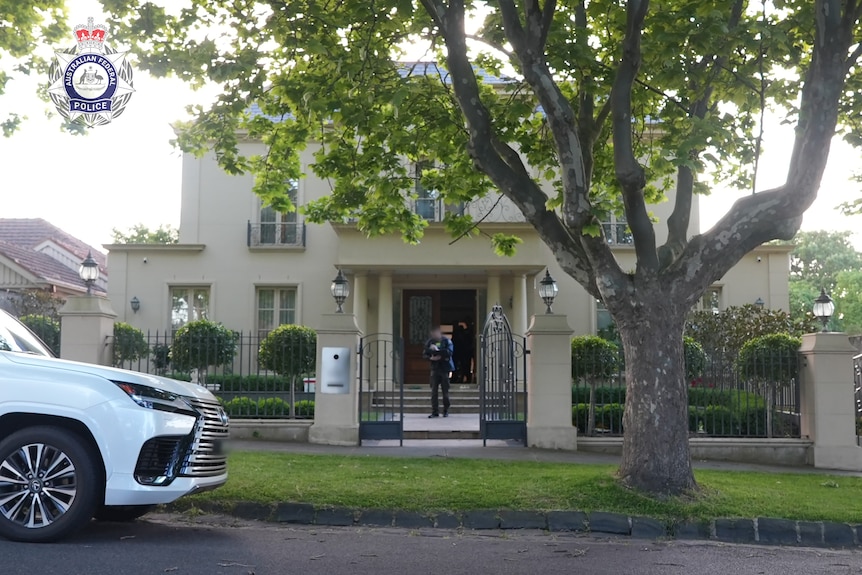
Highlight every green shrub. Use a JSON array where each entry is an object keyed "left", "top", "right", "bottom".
[
  {"left": 572, "top": 403, "right": 624, "bottom": 434},
  {"left": 688, "top": 405, "right": 738, "bottom": 435},
  {"left": 571, "top": 385, "right": 626, "bottom": 405},
  {"left": 19, "top": 314, "right": 60, "bottom": 355},
  {"left": 223, "top": 396, "right": 257, "bottom": 417},
  {"left": 152, "top": 343, "right": 171, "bottom": 374},
  {"left": 684, "top": 336, "right": 706, "bottom": 380},
  {"left": 205, "top": 374, "right": 295, "bottom": 392},
  {"left": 257, "top": 397, "right": 289, "bottom": 416},
  {"left": 295, "top": 400, "right": 315, "bottom": 418},
  {"left": 571, "top": 336, "right": 620, "bottom": 380},
  {"left": 170, "top": 320, "right": 239, "bottom": 372},
  {"left": 737, "top": 333, "right": 802, "bottom": 384},
  {"left": 112, "top": 322, "right": 149, "bottom": 366},
  {"left": 259, "top": 325, "right": 317, "bottom": 380}
]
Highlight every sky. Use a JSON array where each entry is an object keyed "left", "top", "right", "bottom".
[{"left": 2, "top": 0, "right": 862, "bottom": 254}]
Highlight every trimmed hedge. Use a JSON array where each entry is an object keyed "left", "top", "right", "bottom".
[
  {"left": 221, "top": 396, "right": 315, "bottom": 418},
  {"left": 573, "top": 403, "right": 624, "bottom": 434}
]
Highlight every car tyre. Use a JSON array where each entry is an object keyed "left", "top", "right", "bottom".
[
  {"left": 93, "top": 505, "right": 155, "bottom": 522},
  {"left": 0, "top": 426, "right": 101, "bottom": 543}
]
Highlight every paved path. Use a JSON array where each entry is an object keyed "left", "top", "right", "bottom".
[
  {"left": 402, "top": 413, "right": 479, "bottom": 431},
  {"left": 5, "top": 514, "right": 858, "bottom": 575},
  {"left": 229, "top": 438, "right": 862, "bottom": 477}
]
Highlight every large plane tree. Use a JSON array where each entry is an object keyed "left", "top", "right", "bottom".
[{"left": 101, "top": 0, "right": 862, "bottom": 495}]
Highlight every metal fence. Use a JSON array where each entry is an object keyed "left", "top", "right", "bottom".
[
  {"left": 572, "top": 344, "right": 801, "bottom": 438},
  {"left": 854, "top": 354, "right": 862, "bottom": 439},
  {"left": 111, "top": 331, "right": 316, "bottom": 419},
  {"left": 16, "top": 313, "right": 61, "bottom": 356}
]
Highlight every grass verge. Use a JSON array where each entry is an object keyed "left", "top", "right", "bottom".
[{"left": 188, "top": 451, "right": 862, "bottom": 523}]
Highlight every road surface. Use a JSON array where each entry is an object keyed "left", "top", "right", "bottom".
[{"left": 1, "top": 513, "right": 860, "bottom": 575}]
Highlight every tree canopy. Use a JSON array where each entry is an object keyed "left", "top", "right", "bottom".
[
  {"left": 787, "top": 230, "right": 862, "bottom": 332},
  {"left": 110, "top": 223, "right": 179, "bottom": 244},
  {"left": 98, "top": 0, "right": 862, "bottom": 495},
  {"left": 0, "top": 0, "right": 71, "bottom": 135}
]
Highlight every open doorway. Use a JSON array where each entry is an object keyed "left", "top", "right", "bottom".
[{"left": 400, "top": 289, "right": 480, "bottom": 437}]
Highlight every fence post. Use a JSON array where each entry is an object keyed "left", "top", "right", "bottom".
[
  {"left": 799, "top": 332, "right": 862, "bottom": 470},
  {"left": 308, "top": 313, "right": 362, "bottom": 446},
  {"left": 526, "top": 313, "right": 577, "bottom": 450},
  {"left": 57, "top": 295, "right": 117, "bottom": 366}
]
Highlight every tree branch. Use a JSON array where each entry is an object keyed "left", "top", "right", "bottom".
[
  {"left": 610, "top": 0, "right": 658, "bottom": 272},
  {"left": 659, "top": 0, "right": 745, "bottom": 270},
  {"left": 435, "top": 0, "right": 618, "bottom": 295},
  {"left": 672, "top": 0, "right": 856, "bottom": 304}
]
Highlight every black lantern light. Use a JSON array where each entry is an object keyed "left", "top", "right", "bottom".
[
  {"left": 538, "top": 269, "right": 559, "bottom": 314},
  {"left": 78, "top": 251, "right": 99, "bottom": 295},
  {"left": 812, "top": 288, "right": 835, "bottom": 332},
  {"left": 330, "top": 269, "right": 350, "bottom": 313}
]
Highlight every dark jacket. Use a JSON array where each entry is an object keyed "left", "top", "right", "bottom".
[{"left": 423, "top": 336, "right": 455, "bottom": 371}]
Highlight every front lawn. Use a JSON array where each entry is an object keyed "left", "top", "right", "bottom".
[{"left": 188, "top": 451, "right": 862, "bottom": 523}]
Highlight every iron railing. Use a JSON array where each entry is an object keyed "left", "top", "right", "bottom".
[
  {"left": 572, "top": 344, "right": 801, "bottom": 438},
  {"left": 247, "top": 221, "right": 306, "bottom": 247},
  {"left": 854, "top": 354, "right": 862, "bottom": 438},
  {"left": 110, "top": 331, "right": 315, "bottom": 419}
]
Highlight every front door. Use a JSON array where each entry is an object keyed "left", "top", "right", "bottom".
[
  {"left": 402, "top": 289, "right": 478, "bottom": 386},
  {"left": 402, "top": 290, "right": 441, "bottom": 386}
]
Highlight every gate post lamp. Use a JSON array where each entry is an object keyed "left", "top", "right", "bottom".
[
  {"left": 813, "top": 288, "right": 835, "bottom": 332},
  {"left": 330, "top": 269, "right": 350, "bottom": 313},
  {"left": 78, "top": 251, "right": 99, "bottom": 295},
  {"left": 538, "top": 269, "right": 558, "bottom": 314}
]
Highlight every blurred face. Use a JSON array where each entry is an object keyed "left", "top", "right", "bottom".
[{"left": 430, "top": 327, "right": 442, "bottom": 339}]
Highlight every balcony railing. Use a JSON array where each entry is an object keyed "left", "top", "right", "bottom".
[
  {"left": 603, "top": 222, "right": 633, "bottom": 245},
  {"left": 247, "top": 221, "right": 306, "bottom": 248}
]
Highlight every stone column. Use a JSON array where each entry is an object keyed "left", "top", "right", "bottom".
[
  {"left": 799, "top": 332, "right": 862, "bottom": 470},
  {"left": 526, "top": 313, "right": 577, "bottom": 450},
  {"left": 511, "top": 274, "right": 528, "bottom": 336},
  {"left": 486, "top": 274, "right": 501, "bottom": 314},
  {"left": 375, "top": 272, "right": 394, "bottom": 388},
  {"left": 353, "top": 273, "right": 368, "bottom": 334},
  {"left": 58, "top": 295, "right": 117, "bottom": 366},
  {"left": 309, "top": 313, "right": 362, "bottom": 446}
]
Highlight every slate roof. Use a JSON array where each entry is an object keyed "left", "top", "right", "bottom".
[{"left": 0, "top": 219, "right": 107, "bottom": 294}]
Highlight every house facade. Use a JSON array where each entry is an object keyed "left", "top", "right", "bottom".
[{"left": 106, "top": 138, "right": 791, "bottom": 384}]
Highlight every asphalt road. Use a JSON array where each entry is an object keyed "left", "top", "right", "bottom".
[{"left": 1, "top": 514, "right": 861, "bottom": 575}]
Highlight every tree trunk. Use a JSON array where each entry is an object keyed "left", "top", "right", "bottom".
[
  {"left": 616, "top": 305, "right": 696, "bottom": 495},
  {"left": 588, "top": 379, "right": 597, "bottom": 436}
]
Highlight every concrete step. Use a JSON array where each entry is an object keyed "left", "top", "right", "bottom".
[{"left": 403, "top": 430, "right": 481, "bottom": 440}]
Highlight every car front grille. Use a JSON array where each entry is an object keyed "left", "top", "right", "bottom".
[{"left": 180, "top": 397, "right": 229, "bottom": 478}]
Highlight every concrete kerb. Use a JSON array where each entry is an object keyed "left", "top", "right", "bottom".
[{"left": 163, "top": 500, "right": 861, "bottom": 548}]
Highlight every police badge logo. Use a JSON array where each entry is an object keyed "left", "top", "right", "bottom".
[{"left": 47, "top": 18, "right": 134, "bottom": 128}]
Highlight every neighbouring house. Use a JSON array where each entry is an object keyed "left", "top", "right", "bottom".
[
  {"left": 0, "top": 218, "right": 108, "bottom": 312},
  {"left": 106, "top": 66, "right": 791, "bottom": 386}
]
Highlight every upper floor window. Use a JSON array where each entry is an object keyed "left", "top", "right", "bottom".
[
  {"left": 257, "top": 287, "right": 297, "bottom": 338},
  {"left": 249, "top": 180, "right": 305, "bottom": 247},
  {"left": 603, "top": 214, "right": 633, "bottom": 245},
  {"left": 412, "top": 161, "right": 463, "bottom": 222},
  {"left": 170, "top": 286, "right": 210, "bottom": 330}
]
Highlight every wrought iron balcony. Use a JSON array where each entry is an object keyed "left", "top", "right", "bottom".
[{"left": 247, "top": 221, "right": 306, "bottom": 248}]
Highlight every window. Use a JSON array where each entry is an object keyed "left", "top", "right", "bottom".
[
  {"left": 170, "top": 287, "right": 210, "bottom": 330},
  {"left": 414, "top": 161, "right": 439, "bottom": 221},
  {"left": 701, "top": 286, "right": 722, "bottom": 314},
  {"left": 257, "top": 287, "right": 297, "bottom": 338},
  {"left": 259, "top": 180, "right": 299, "bottom": 245},
  {"left": 602, "top": 213, "right": 633, "bottom": 245},
  {"left": 596, "top": 299, "right": 616, "bottom": 340}
]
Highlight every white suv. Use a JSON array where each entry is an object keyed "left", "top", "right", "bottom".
[{"left": 0, "top": 310, "right": 228, "bottom": 542}]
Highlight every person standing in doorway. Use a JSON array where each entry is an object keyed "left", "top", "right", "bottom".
[{"left": 423, "top": 326, "right": 454, "bottom": 418}]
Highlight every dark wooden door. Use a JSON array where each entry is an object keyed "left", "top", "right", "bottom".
[{"left": 402, "top": 290, "right": 440, "bottom": 386}]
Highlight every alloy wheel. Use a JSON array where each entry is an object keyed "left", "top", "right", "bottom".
[{"left": 0, "top": 443, "right": 77, "bottom": 529}]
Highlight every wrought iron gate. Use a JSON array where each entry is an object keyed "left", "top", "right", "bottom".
[
  {"left": 358, "top": 334, "right": 404, "bottom": 444},
  {"left": 479, "top": 305, "right": 528, "bottom": 445}
]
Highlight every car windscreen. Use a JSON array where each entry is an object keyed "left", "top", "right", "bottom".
[{"left": 0, "top": 312, "right": 54, "bottom": 357}]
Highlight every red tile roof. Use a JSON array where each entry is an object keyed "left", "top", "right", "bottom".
[
  {"left": 0, "top": 219, "right": 107, "bottom": 294},
  {"left": 0, "top": 218, "right": 106, "bottom": 270}
]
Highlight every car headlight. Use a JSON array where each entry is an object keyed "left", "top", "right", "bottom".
[{"left": 112, "top": 381, "right": 192, "bottom": 413}]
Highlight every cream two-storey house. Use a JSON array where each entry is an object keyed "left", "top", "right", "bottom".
[{"left": 106, "top": 114, "right": 791, "bottom": 385}]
